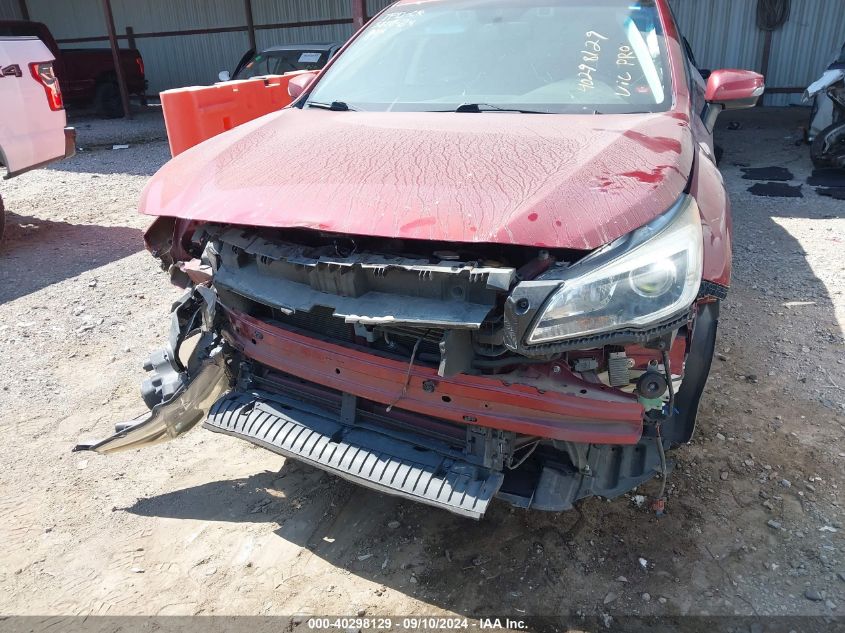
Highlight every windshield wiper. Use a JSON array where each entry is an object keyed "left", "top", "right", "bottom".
[
  {"left": 453, "top": 103, "right": 550, "bottom": 114},
  {"left": 308, "top": 100, "right": 358, "bottom": 111}
]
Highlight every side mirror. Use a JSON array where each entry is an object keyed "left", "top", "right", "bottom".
[
  {"left": 218, "top": 70, "right": 231, "bottom": 82},
  {"left": 288, "top": 71, "right": 318, "bottom": 100},
  {"left": 705, "top": 69, "right": 765, "bottom": 110},
  {"left": 703, "top": 69, "right": 765, "bottom": 131}
]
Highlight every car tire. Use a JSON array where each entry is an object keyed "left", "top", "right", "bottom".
[
  {"left": 811, "top": 122, "right": 845, "bottom": 169},
  {"left": 95, "top": 81, "right": 124, "bottom": 119},
  {"left": 0, "top": 193, "right": 5, "bottom": 245}
]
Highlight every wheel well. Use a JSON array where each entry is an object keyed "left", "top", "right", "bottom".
[
  {"left": 663, "top": 300, "right": 720, "bottom": 446},
  {"left": 0, "top": 143, "right": 9, "bottom": 177}
]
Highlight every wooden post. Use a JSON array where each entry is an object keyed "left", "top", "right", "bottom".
[
  {"left": 125, "top": 26, "right": 136, "bottom": 50},
  {"left": 18, "top": 0, "right": 30, "bottom": 20},
  {"left": 352, "top": 0, "right": 366, "bottom": 30},
  {"left": 244, "top": 0, "right": 256, "bottom": 51},
  {"left": 101, "top": 0, "right": 132, "bottom": 119}
]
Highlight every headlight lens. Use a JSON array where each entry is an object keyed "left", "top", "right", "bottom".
[
  {"left": 527, "top": 196, "right": 703, "bottom": 344},
  {"left": 630, "top": 258, "right": 677, "bottom": 297}
]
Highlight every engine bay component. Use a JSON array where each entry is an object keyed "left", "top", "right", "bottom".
[
  {"left": 607, "top": 351, "right": 632, "bottom": 387},
  {"left": 636, "top": 369, "right": 670, "bottom": 412},
  {"left": 208, "top": 228, "right": 522, "bottom": 376},
  {"left": 210, "top": 226, "right": 516, "bottom": 324},
  {"left": 636, "top": 370, "right": 669, "bottom": 399},
  {"left": 573, "top": 357, "right": 600, "bottom": 373}
]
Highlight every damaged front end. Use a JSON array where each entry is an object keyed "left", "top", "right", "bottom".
[{"left": 80, "top": 197, "right": 720, "bottom": 518}]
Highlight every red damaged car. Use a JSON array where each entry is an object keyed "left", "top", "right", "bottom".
[{"left": 77, "top": 0, "right": 764, "bottom": 519}]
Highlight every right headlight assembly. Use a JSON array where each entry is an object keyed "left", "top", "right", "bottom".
[{"left": 526, "top": 195, "right": 704, "bottom": 345}]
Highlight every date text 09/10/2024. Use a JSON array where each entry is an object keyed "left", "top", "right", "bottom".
[{"left": 305, "top": 617, "right": 527, "bottom": 630}]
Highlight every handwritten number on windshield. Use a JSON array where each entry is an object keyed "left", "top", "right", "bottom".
[{"left": 578, "top": 31, "right": 609, "bottom": 93}]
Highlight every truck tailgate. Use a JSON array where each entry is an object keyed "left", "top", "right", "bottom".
[{"left": 0, "top": 36, "right": 68, "bottom": 176}]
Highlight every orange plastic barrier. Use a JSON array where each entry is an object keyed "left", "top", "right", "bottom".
[{"left": 161, "top": 73, "right": 304, "bottom": 157}]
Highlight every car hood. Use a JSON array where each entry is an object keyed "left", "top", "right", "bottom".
[{"left": 140, "top": 108, "right": 694, "bottom": 250}]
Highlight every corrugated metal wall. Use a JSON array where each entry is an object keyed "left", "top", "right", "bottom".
[
  {"left": 254, "top": 0, "right": 354, "bottom": 53},
  {"left": 3, "top": 0, "right": 362, "bottom": 94},
  {"left": 669, "top": 0, "right": 764, "bottom": 73},
  {"left": 670, "top": 0, "right": 845, "bottom": 106},
  {"left": 28, "top": 0, "right": 245, "bottom": 38},
  {"left": 366, "top": 0, "right": 396, "bottom": 15},
  {"left": 115, "top": 32, "right": 250, "bottom": 91},
  {"left": 766, "top": 0, "right": 845, "bottom": 105},
  {"left": 23, "top": 0, "right": 253, "bottom": 92},
  {"left": 0, "top": 0, "right": 22, "bottom": 20},
  {"left": 1, "top": 0, "right": 842, "bottom": 101}
]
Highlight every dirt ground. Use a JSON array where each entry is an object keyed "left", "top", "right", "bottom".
[{"left": 1, "top": 107, "right": 844, "bottom": 628}]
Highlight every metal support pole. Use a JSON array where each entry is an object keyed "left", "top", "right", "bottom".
[
  {"left": 244, "top": 0, "right": 256, "bottom": 51},
  {"left": 18, "top": 0, "right": 30, "bottom": 20},
  {"left": 759, "top": 29, "right": 773, "bottom": 108},
  {"left": 101, "top": 0, "right": 132, "bottom": 119},
  {"left": 352, "top": 0, "right": 366, "bottom": 30}
]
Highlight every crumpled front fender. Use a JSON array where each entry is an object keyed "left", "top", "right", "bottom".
[
  {"left": 74, "top": 288, "right": 231, "bottom": 454},
  {"left": 73, "top": 351, "right": 229, "bottom": 454}
]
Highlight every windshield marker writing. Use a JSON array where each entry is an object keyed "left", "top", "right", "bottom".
[
  {"left": 617, "top": 45, "right": 636, "bottom": 66},
  {"left": 616, "top": 71, "right": 633, "bottom": 97},
  {"left": 579, "top": 31, "right": 609, "bottom": 92}
]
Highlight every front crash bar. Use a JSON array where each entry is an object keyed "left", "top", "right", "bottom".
[{"left": 73, "top": 351, "right": 229, "bottom": 454}]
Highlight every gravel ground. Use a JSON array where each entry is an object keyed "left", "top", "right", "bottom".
[
  {"left": 0, "top": 107, "right": 843, "bottom": 629},
  {"left": 71, "top": 107, "right": 168, "bottom": 148}
]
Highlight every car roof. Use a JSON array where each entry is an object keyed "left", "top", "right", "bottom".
[{"left": 260, "top": 43, "right": 339, "bottom": 53}]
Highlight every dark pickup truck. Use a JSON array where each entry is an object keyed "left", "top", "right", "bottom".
[{"left": 0, "top": 20, "right": 146, "bottom": 117}]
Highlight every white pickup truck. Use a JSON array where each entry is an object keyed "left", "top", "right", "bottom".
[{"left": 0, "top": 35, "right": 76, "bottom": 242}]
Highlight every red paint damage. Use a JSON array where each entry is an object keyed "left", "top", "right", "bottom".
[
  {"left": 621, "top": 170, "right": 665, "bottom": 184},
  {"left": 622, "top": 130, "right": 683, "bottom": 154},
  {"left": 621, "top": 164, "right": 683, "bottom": 184},
  {"left": 140, "top": 110, "right": 694, "bottom": 250}
]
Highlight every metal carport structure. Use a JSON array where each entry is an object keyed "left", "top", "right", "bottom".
[{"left": 4, "top": 0, "right": 376, "bottom": 119}]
